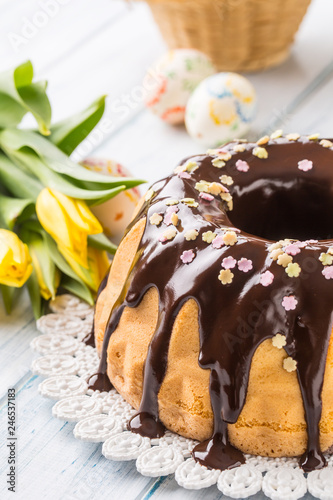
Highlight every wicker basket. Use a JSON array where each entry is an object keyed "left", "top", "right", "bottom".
[{"left": 145, "top": 0, "right": 311, "bottom": 72}]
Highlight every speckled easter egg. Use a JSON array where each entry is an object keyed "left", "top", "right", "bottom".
[
  {"left": 82, "top": 158, "right": 141, "bottom": 245},
  {"left": 185, "top": 72, "right": 257, "bottom": 147},
  {"left": 144, "top": 49, "right": 215, "bottom": 125}
]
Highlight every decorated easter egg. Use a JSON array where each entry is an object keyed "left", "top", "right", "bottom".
[
  {"left": 144, "top": 49, "right": 215, "bottom": 125},
  {"left": 82, "top": 158, "right": 141, "bottom": 245},
  {"left": 185, "top": 72, "right": 257, "bottom": 147}
]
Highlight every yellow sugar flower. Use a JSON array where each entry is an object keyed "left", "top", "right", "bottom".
[
  {"left": 36, "top": 188, "right": 102, "bottom": 269},
  {"left": 0, "top": 229, "right": 32, "bottom": 287}
]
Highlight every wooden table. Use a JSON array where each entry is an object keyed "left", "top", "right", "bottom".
[{"left": 1, "top": 0, "right": 333, "bottom": 498}]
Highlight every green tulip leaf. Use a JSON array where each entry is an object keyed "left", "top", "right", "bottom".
[
  {"left": 60, "top": 275, "right": 94, "bottom": 306},
  {"left": 13, "top": 60, "right": 33, "bottom": 87},
  {"left": 88, "top": 233, "right": 117, "bottom": 254},
  {"left": 0, "top": 128, "right": 145, "bottom": 190},
  {"left": 0, "top": 61, "right": 51, "bottom": 134},
  {"left": 21, "top": 229, "right": 58, "bottom": 300},
  {"left": 26, "top": 267, "right": 43, "bottom": 319},
  {"left": 0, "top": 285, "right": 15, "bottom": 314},
  {"left": 0, "top": 154, "right": 42, "bottom": 200},
  {"left": 0, "top": 195, "right": 34, "bottom": 230},
  {"left": 0, "top": 93, "right": 27, "bottom": 128},
  {"left": 5, "top": 148, "right": 127, "bottom": 202},
  {"left": 18, "top": 81, "right": 51, "bottom": 136},
  {"left": 49, "top": 96, "right": 106, "bottom": 155}
]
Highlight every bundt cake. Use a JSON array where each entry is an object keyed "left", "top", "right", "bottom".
[{"left": 89, "top": 132, "right": 333, "bottom": 472}]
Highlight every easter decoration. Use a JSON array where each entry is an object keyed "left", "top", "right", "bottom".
[
  {"left": 144, "top": 49, "right": 215, "bottom": 124},
  {"left": 185, "top": 72, "right": 257, "bottom": 147},
  {"left": 82, "top": 158, "right": 141, "bottom": 245},
  {"left": 0, "top": 61, "right": 144, "bottom": 318}
]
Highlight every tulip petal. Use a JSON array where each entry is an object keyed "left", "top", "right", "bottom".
[
  {"left": 36, "top": 188, "right": 74, "bottom": 252},
  {"left": 0, "top": 229, "right": 32, "bottom": 287}
]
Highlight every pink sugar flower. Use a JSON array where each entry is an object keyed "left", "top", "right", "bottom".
[
  {"left": 222, "top": 256, "right": 237, "bottom": 269},
  {"left": 282, "top": 295, "right": 298, "bottom": 311},
  {"left": 260, "top": 270, "right": 274, "bottom": 287},
  {"left": 212, "top": 235, "right": 225, "bottom": 249},
  {"left": 235, "top": 159, "right": 250, "bottom": 172},
  {"left": 178, "top": 171, "right": 191, "bottom": 179},
  {"left": 298, "top": 159, "right": 313, "bottom": 172},
  {"left": 159, "top": 235, "right": 167, "bottom": 243},
  {"left": 180, "top": 249, "right": 195, "bottom": 264},
  {"left": 199, "top": 192, "right": 214, "bottom": 202},
  {"left": 166, "top": 205, "right": 179, "bottom": 214},
  {"left": 285, "top": 243, "right": 301, "bottom": 256},
  {"left": 164, "top": 206, "right": 179, "bottom": 225},
  {"left": 296, "top": 241, "right": 307, "bottom": 248},
  {"left": 306, "top": 239, "right": 318, "bottom": 244},
  {"left": 238, "top": 258, "right": 253, "bottom": 272},
  {"left": 322, "top": 266, "right": 333, "bottom": 280}
]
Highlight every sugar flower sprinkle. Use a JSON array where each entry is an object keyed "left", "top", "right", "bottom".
[
  {"left": 238, "top": 258, "right": 253, "bottom": 272},
  {"left": 222, "top": 256, "right": 237, "bottom": 269},
  {"left": 199, "top": 192, "right": 214, "bottom": 202},
  {"left": 319, "top": 253, "right": 333, "bottom": 266},
  {"left": 285, "top": 243, "right": 301, "bottom": 256},
  {"left": 298, "top": 159, "right": 313, "bottom": 172},
  {"left": 235, "top": 159, "right": 250, "bottom": 172},
  {"left": 202, "top": 231, "right": 217, "bottom": 243},
  {"left": 272, "top": 334, "right": 287, "bottom": 349},
  {"left": 181, "top": 198, "right": 199, "bottom": 208},
  {"left": 149, "top": 213, "right": 163, "bottom": 226},
  {"left": 283, "top": 357, "right": 297, "bottom": 373},
  {"left": 184, "top": 229, "right": 198, "bottom": 241},
  {"left": 145, "top": 188, "right": 155, "bottom": 202},
  {"left": 164, "top": 206, "right": 179, "bottom": 225},
  {"left": 159, "top": 227, "right": 177, "bottom": 243},
  {"left": 180, "top": 250, "right": 195, "bottom": 264},
  {"left": 322, "top": 266, "right": 333, "bottom": 280},
  {"left": 222, "top": 231, "right": 238, "bottom": 246},
  {"left": 165, "top": 199, "right": 179, "bottom": 206},
  {"left": 260, "top": 270, "right": 274, "bottom": 286},
  {"left": 282, "top": 295, "right": 298, "bottom": 311},
  {"left": 285, "top": 262, "right": 301, "bottom": 278},
  {"left": 212, "top": 235, "right": 225, "bottom": 249},
  {"left": 178, "top": 171, "right": 191, "bottom": 179},
  {"left": 218, "top": 269, "right": 234, "bottom": 285},
  {"left": 277, "top": 253, "right": 293, "bottom": 268},
  {"left": 253, "top": 147, "right": 268, "bottom": 159}
]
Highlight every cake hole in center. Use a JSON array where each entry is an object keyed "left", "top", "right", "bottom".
[{"left": 228, "top": 177, "right": 333, "bottom": 241}]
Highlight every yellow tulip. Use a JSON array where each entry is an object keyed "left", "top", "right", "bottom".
[
  {"left": 36, "top": 188, "right": 102, "bottom": 269},
  {"left": 0, "top": 229, "right": 32, "bottom": 287},
  {"left": 60, "top": 245, "right": 109, "bottom": 292}
]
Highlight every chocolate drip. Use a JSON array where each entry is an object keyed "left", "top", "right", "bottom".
[
  {"left": 87, "top": 303, "right": 125, "bottom": 392},
  {"left": 83, "top": 272, "right": 109, "bottom": 348},
  {"left": 286, "top": 314, "right": 331, "bottom": 471},
  {"left": 91, "top": 137, "right": 333, "bottom": 471},
  {"left": 82, "top": 327, "right": 96, "bottom": 348},
  {"left": 128, "top": 290, "right": 189, "bottom": 438}
]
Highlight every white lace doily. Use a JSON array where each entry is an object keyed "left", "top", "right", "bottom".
[{"left": 31, "top": 294, "right": 333, "bottom": 499}]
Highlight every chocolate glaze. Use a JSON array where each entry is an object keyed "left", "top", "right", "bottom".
[{"left": 91, "top": 137, "right": 333, "bottom": 471}]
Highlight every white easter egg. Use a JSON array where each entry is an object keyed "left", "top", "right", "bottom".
[
  {"left": 185, "top": 72, "right": 257, "bottom": 147},
  {"left": 82, "top": 158, "right": 141, "bottom": 245},
  {"left": 144, "top": 49, "right": 215, "bottom": 125}
]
